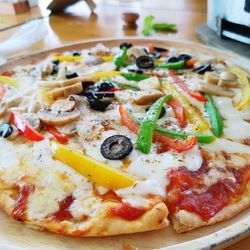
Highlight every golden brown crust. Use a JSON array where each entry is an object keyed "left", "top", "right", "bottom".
[
  {"left": 0, "top": 189, "right": 169, "bottom": 236},
  {"left": 172, "top": 183, "right": 250, "bottom": 233}
]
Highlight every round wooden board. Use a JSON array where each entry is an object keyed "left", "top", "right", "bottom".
[{"left": 0, "top": 38, "right": 250, "bottom": 250}]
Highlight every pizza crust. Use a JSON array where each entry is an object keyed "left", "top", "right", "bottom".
[
  {"left": 0, "top": 189, "right": 169, "bottom": 236},
  {"left": 171, "top": 183, "right": 250, "bottom": 233}
]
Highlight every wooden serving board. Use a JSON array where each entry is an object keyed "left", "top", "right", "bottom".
[{"left": 0, "top": 38, "right": 250, "bottom": 250}]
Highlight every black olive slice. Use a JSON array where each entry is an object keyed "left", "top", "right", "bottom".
[
  {"left": 0, "top": 124, "right": 13, "bottom": 138},
  {"left": 51, "top": 64, "right": 58, "bottom": 75},
  {"left": 136, "top": 56, "right": 154, "bottom": 69},
  {"left": 51, "top": 59, "right": 59, "bottom": 65},
  {"left": 87, "top": 97, "right": 111, "bottom": 111},
  {"left": 154, "top": 47, "right": 168, "bottom": 53},
  {"left": 101, "top": 135, "right": 133, "bottom": 160},
  {"left": 195, "top": 64, "right": 212, "bottom": 74},
  {"left": 167, "top": 57, "right": 179, "bottom": 63},
  {"left": 119, "top": 42, "right": 133, "bottom": 49},
  {"left": 85, "top": 91, "right": 115, "bottom": 99},
  {"left": 96, "top": 80, "right": 115, "bottom": 91},
  {"left": 146, "top": 107, "right": 166, "bottom": 119},
  {"left": 65, "top": 72, "right": 79, "bottom": 79},
  {"left": 177, "top": 54, "right": 192, "bottom": 62},
  {"left": 128, "top": 69, "right": 144, "bottom": 74},
  {"left": 72, "top": 51, "right": 82, "bottom": 56}
]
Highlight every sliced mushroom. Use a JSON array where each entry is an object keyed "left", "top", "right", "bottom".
[
  {"left": 38, "top": 108, "right": 80, "bottom": 126},
  {"left": 127, "top": 47, "right": 147, "bottom": 59},
  {"left": 51, "top": 99, "right": 75, "bottom": 112},
  {"left": 39, "top": 76, "right": 93, "bottom": 88},
  {"left": 57, "top": 122, "right": 78, "bottom": 137},
  {"left": 56, "top": 62, "right": 67, "bottom": 80},
  {"left": 132, "top": 90, "right": 164, "bottom": 105},
  {"left": 49, "top": 82, "right": 83, "bottom": 99},
  {"left": 218, "top": 71, "right": 239, "bottom": 88},
  {"left": 220, "top": 71, "right": 237, "bottom": 82},
  {"left": 138, "top": 77, "right": 161, "bottom": 90},
  {"left": 0, "top": 103, "right": 7, "bottom": 118},
  {"left": 204, "top": 72, "right": 220, "bottom": 85},
  {"left": 27, "top": 100, "right": 42, "bottom": 113},
  {"left": 41, "top": 61, "right": 54, "bottom": 79},
  {"left": 5, "top": 95, "right": 22, "bottom": 108},
  {"left": 196, "top": 82, "right": 234, "bottom": 97},
  {"left": 22, "top": 113, "right": 41, "bottom": 130}
]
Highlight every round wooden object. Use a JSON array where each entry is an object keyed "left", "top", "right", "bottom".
[
  {"left": 0, "top": 38, "right": 250, "bottom": 250},
  {"left": 122, "top": 12, "right": 139, "bottom": 30}
]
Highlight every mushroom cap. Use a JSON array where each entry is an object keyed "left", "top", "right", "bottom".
[{"left": 38, "top": 108, "right": 80, "bottom": 126}]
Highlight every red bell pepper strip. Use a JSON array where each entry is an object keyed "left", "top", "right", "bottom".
[
  {"left": 1, "top": 71, "right": 14, "bottom": 77},
  {"left": 0, "top": 85, "right": 6, "bottom": 100},
  {"left": 119, "top": 106, "right": 139, "bottom": 135},
  {"left": 104, "top": 87, "right": 121, "bottom": 92},
  {"left": 47, "top": 126, "right": 68, "bottom": 144},
  {"left": 145, "top": 73, "right": 165, "bottom": 78},
  {"left": 154, "top": 133, "right": 197, "bottom": 153},
  {"left": 169, "top": 74, "right": 207, "bottom": 102},
  {"left": 186, "top": 58, "right": 198, "bottom": 68},
  {"left": 168, "top": 99, "right": 186, "bottom": 128},
  {"left": 148, "top": 43, "right": 155, "bottom": 53},
  {"left": 10, "top": 111, "right": 44, "bottom": 142},
  {"left": 119, "top": 106, "right": 197, "bottom": 152}
]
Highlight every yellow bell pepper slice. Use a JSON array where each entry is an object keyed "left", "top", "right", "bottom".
[
  {"left": 89, "top": 71, "right": 121, "bottom": 81},
  {"left": 52, "top": 143, "right": 135, "bottom": 190},
  {"left": 229, "top": 67, "right": 250, "bottom": 110},
  {"left": 53, "top": 55, "right": 83, "bottom": 62},
  {"left": 101, "top": 56, "right": 115, "bottom": 62},
  {"left": 162, "top": 80, "right": 209, "bottom": 132},
  {"left": 0, "top": 75, "right": 19, "bottom": 87}
]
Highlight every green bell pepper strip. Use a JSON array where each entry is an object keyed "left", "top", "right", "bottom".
[
  {"left": 157, "top": 60, "right": 185, "bottom": 69},
  {"left": 152, "top": 23, "right": 177, "bottom": 31},
  {"left": 111, "top": 80, "right": 140, "bottom": 91},
  {"left": 114, "top": 48, "right": 128, "bottom": 68},
  {"left": 121, "top": 72, "right": 150, "bottom": 81},
  {"left": 130, "top": 111, "right": 215, "bottom": 144},
  {"left": 205, "top": 94, "right": 224, "bottom": 137},
  {"left": 136, "top": 95, "right": 172, "bottom": 154},
  {"left": 142, "top": 15, "right": 154, "bottom": 36}
]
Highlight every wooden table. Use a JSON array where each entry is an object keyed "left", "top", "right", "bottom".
[{"left": 0, "top": 0, "right": 248, "bottom": 249}]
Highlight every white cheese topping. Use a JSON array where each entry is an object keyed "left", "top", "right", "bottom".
[
  {"left": 203, "top": 138, "right": 250, "bottom": 154},
  {"left": 212, "top": 96, "right": 250, "bottom": 140}
]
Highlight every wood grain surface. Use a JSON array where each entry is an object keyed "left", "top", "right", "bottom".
[{"left": 0, "top": 1, "right": 249, "bottom": 249}]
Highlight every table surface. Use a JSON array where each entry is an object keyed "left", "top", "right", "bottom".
[{"left": 0, "top": 0, "right": 249, "bottom": 249}]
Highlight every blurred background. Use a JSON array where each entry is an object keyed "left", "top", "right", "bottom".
[
  {"left": 0, "top": 0, "right": 249, "bottom": 60},
  {"left": 0, "top": 1, "right": 249, "bottom": 248}
]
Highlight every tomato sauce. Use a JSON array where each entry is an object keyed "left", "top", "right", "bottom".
[
  {"left": 110, "top": 203, "right": 146, "bottom": 221},
  {"left": 100, "top": 190, "right": 122, "bottom": 202},
  {"left": 166, "top": 163, "right": 250, "bottom": 221},
  {"left": 12, "top": 184, "right": 35, "bottom": 221},
  {"left": 52, "top": 195, "right": 74, "bottom": 221}
]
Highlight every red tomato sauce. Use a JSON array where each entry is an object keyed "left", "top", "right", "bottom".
[
  {"left": 12, "top": 184, "right": 35, "bottom": 221},
  {"left": 52, "top": 195, "right": 74, "bottom": 221},
  {"left": 166, "top": 164, "right": 250, "bottom": 221},
  {"left": 110, "top": 203, "right": 146, "bottom": 221},
  {"left": 100, "top": 190, "right": 122, "bottom": 202}
]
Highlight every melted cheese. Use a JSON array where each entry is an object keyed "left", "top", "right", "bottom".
[
  {"left": 203, "top": 138, "right": 250, "bottom": 154},
  {"left": 0, "top": 139, "right": 100, "bottom": 220},
  {"left": 213, "top": 96, "right": 250, "bottom": 140}
]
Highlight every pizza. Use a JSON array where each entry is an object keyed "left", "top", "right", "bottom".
[{"left": 0, "top": 41, "right": 249, "bottom": 236}]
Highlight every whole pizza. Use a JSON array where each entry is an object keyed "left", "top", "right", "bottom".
[{"left": 0, "top": 41, "right": 249, "bottom": 237}]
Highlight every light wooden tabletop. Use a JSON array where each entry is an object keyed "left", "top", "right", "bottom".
[{"left": 0, "top": 0, "right": 249, "bottom": 249}]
